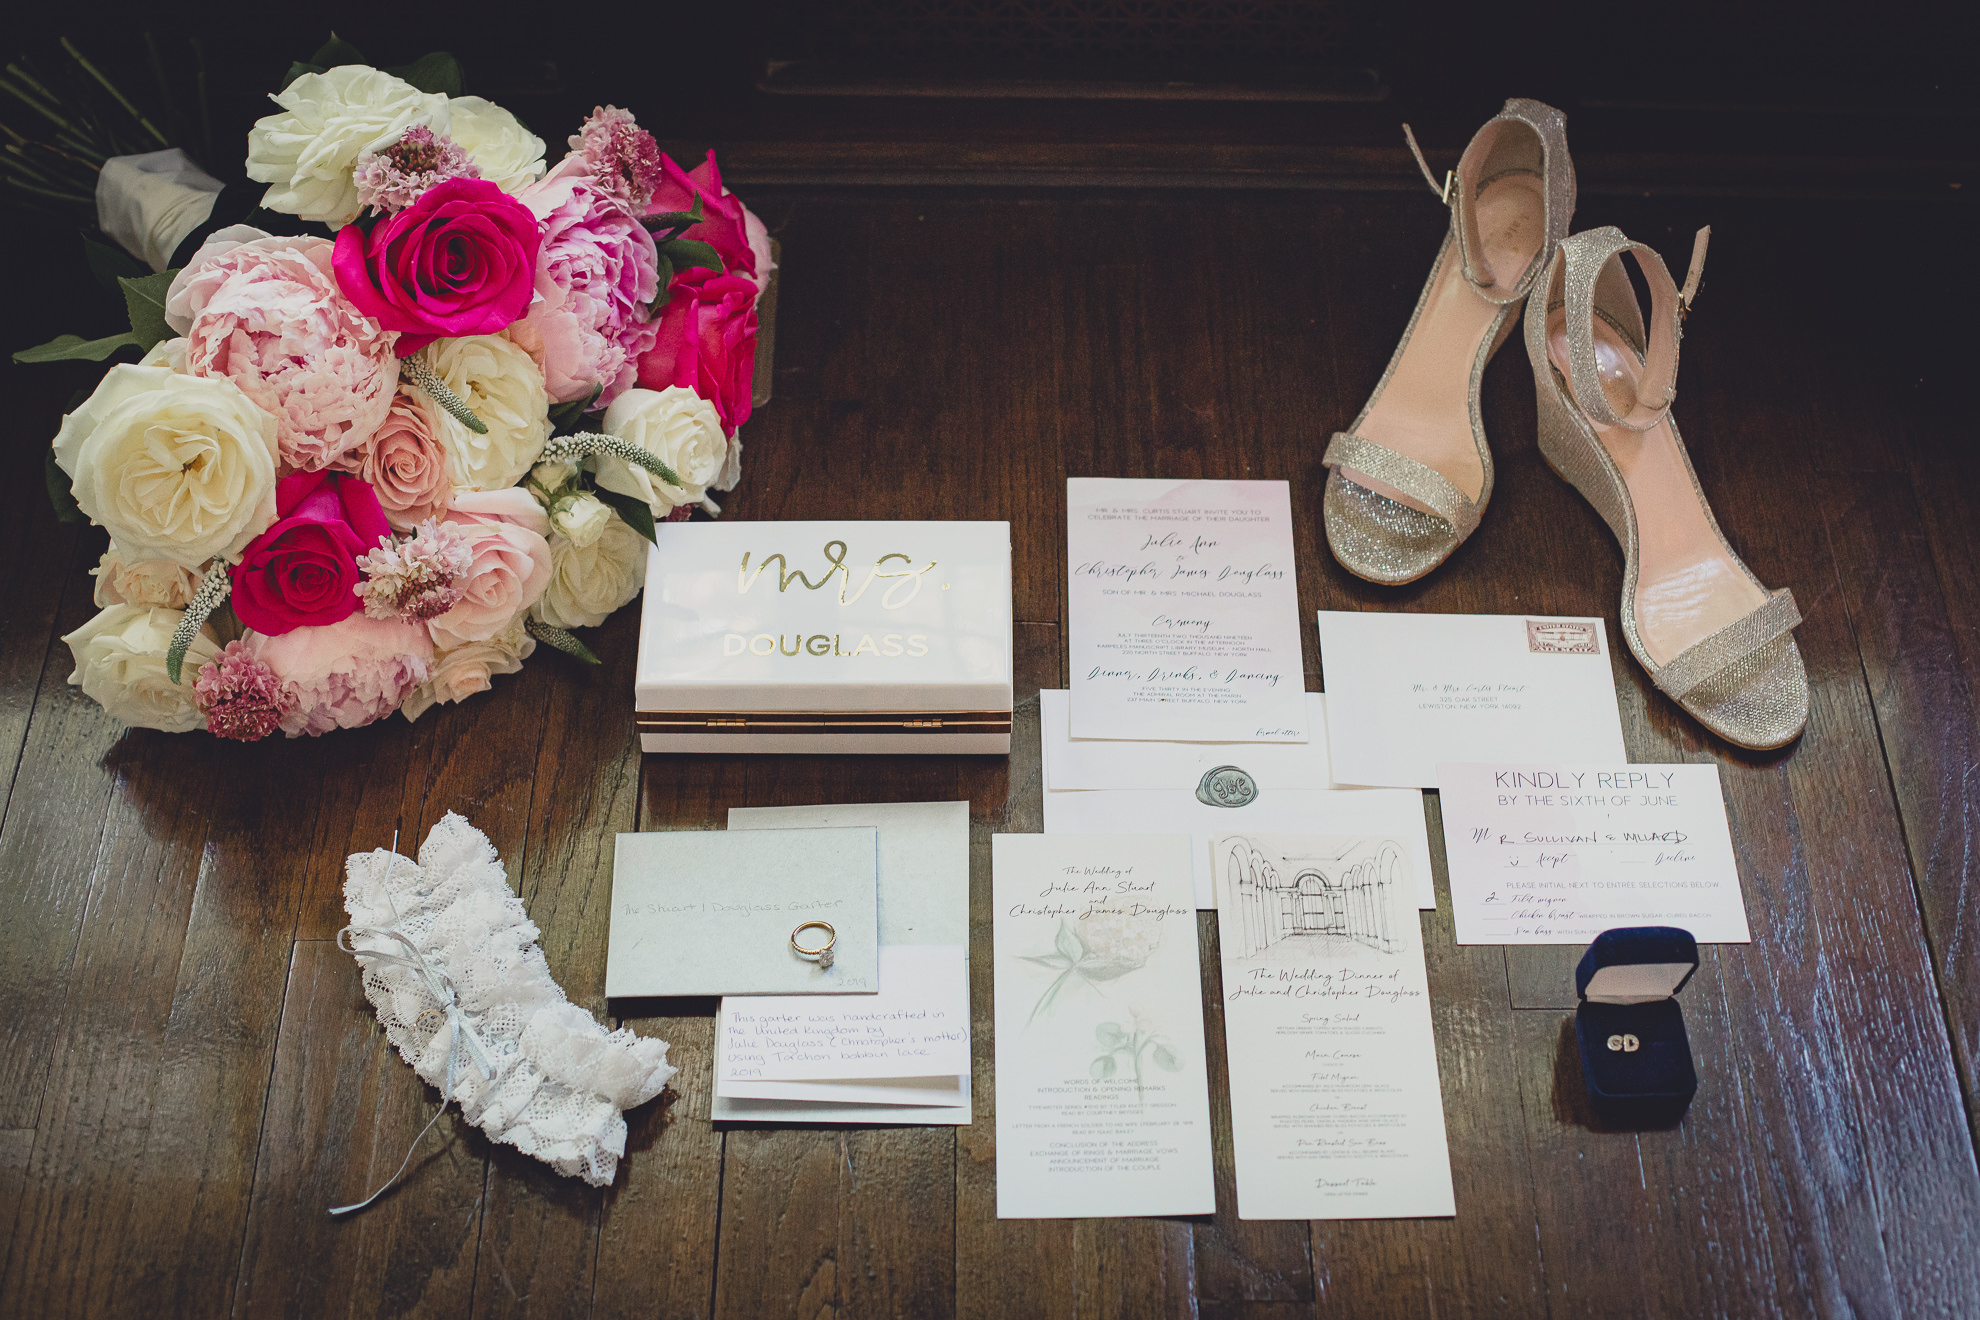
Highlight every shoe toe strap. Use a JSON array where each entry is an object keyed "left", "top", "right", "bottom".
[
  {"left": 1654, "top": 588, "right": 1802, "bottom": 701},
  {"left": 1323, "top": 431, "right": 1481, "bottom": 540}
]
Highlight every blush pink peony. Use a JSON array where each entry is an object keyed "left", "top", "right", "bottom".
[
  {"left": 341, "top": 387, "right": 453, "bottom": 530},
  {"left": 428, "top": 499, "right": 554, "bottom": 648},
  {"left": 510, "top": 172, "right": 661, "bottom": 406},
  {"left": 166, "top": 225, "right": 400, "bottom": 471},
  {"left": 246, "top": 613, "right": 433, "bottom": 737}
]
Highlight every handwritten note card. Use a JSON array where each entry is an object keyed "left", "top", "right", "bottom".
[
  {"left": 1068, "top": 478, "right": 1309, "bottom": 743},
  {"left": 993, "top": 833, "right": 1216, "bottom": 1218},
  {"left": 718, "top": 945, "right": 970, "bottom": 1082},
  {"left": 1437, "top": 762, "right": 1751, "bottom": 944},
  {"left": 606, "top": 827, "right": 879, "bottom": 997},
  {"left": 1213, "top": 832, "right": 1454, "bottom": 1219}
]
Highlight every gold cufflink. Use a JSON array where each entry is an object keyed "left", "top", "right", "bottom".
[{"left": 1606, "top": 1033, "right": 1640, "bottom": 1053}]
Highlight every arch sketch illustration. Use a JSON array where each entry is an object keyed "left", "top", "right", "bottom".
[{"left": 1220, "top": 835, "right": 1406, "bottom": 959}]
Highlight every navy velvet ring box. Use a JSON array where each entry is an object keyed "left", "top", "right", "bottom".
[{"left": 1574, "top": 927, "right": 1700, "bottom": 1126}]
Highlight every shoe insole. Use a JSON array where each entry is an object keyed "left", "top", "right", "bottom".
[
  {"left": 1351, "top": 173, "right": 1545, "bottom": 511},
  {"left": 1546, "top": 310, "right": 1764, "bottom": 667}
]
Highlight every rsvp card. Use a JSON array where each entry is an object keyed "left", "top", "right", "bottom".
[
  {"left": 1068, "top": 478, "right": 1309, "bottom": 743},
  {"left": 993, "top": 833, "right": 1215, "bottom": 1218},
  {"left": 606, "top": 828, "right": 879, "bottom": 997},
  {"left": 1437, "top": 762, "right": 1751, "bottom": 944},
  {"left": 1317, "top": 612, "right": 1627, "bottom": 788},
  {"left": 1213, "top": 832, "right": 1455, "bottom": 1220}
]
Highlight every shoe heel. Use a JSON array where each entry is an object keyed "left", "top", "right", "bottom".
[{"left": 1533, "top": 367, "right": 1631, "bottom": 550}]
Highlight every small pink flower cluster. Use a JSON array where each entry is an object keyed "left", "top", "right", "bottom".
[
  {"left": 355, "top": 520, "right": 475, "bottom": 621},
  {"left": 354, "top": 124, "right": 480, "bottom": 215},
  {"left": 195, "top": 641, "right": 296, "bottom": 742},
  {"left": 571, "top": 106, "right": 666, "bottom": 212}
]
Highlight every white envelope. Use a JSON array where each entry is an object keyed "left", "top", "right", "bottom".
[
  {"left": 717, "top": 1076, "right": 969, "bottom": 1106},
  {"left": 1039, "top": 690, "right": 1435, "bottom": 910},
  {"left": 1317, "top": 611, "right": 1628, "bottom": 788},
  {"left": 710, "top": 1080, "right": 972, "bottom": 1126},
  {"left": 1043, "top": 689, "right": 1341, "bottom": 792}
]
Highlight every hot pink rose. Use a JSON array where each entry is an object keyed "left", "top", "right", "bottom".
[
  {"left": 342, "top": 388, "right": 452, "bottom": 530},
  {"left": 166, "top": 226, "right": 399, "bottom": 471},
  {"left": 332, "top": 177, "right": 539, "bottom": 355},
  {"left": 646, "top": 150, "right": 758, "bottom": 288},
  {"left": 246, "top": 614, "right": 433, "bottom": 737},
  {"left": 635, "top": 265, "right": 758, "bottom": 434},
  {"left": 428, "top": 499, "right": 553, "bottom": 648},
  {"left": 510, "top": 172, "right": 661, "bottom": 406},
  {"left": 230, "top": 470, "right": 392, "bottom": 635}
]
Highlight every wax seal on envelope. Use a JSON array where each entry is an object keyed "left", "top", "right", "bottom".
[{"left": 1196, "top": 765, "right": 1257, "bottom": 807}]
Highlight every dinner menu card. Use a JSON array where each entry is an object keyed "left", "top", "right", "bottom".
[
  {"left": 1213, "top": 832, "right": 1454, "bottom": 1219},
  {"left": 1437, "top": 762, "right": 1751, "bottom": 944},
  {"left": 1068, "top": 478, "right": 1309, "bottom": 743},
  {"left": 993, "top": 833, "right": 1215, "bottom": 1218}
]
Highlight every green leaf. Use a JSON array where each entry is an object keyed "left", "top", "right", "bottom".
[
  {"left": 1016, "top": 954, "right": 1072, "bottom": 971},
  {"left": 643, "top": 195, "right": 704, "bottom": 241},
  {"left": 43, "top": 447, "right": 83, "bottom": 525},
  {"left": 659, "top": 237, "right": 723, "bottom": 275},
  {"left": 591, "top": 486, "right": 657, "bottom": 545},
  {"left": 13, "top": 332, "right": 141, "bottom": 364},
  {"left": 648, "top": 254, "right": 675, "bottom": 315},
  {"left": 82, "top": 232, "right": 147, "bottom": 293},
  {"left": 386, "top": 52, "right": 463, "bottom": 97},
  {"left": 308, "top": 34, "right": 367, "bottom": 68},
  {"left": 1054, "top": 921, "right": 1085, "bottom": 966},
  {"left": 546, "top": 385, "right": 604, "bottom": 437},
  {"left": 525, "top": 616, "right": 602, "bottom": 664},
  {"left": 1078, "top": 959, "right": 1138, "bottom": 983},
  {"left": 1094, "top": 1022, "right": 1127, "bottom": 1048},
  {"left": 1151, "top": 1044, "right": 1182, "bottom": 1072},
  {"left": 119, "top": 270, "right": 178, "bottom": 349},
  {"left": 1089, "top": 1055, "right": 1118, "bottom": 1080}
]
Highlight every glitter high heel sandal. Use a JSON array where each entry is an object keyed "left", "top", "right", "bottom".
[
  {"left": 1322, "top": 98, "right": 1575, "bottom": 584},
  {"left": 1525, "top": 226, "right": 1809, "bottom": 750}
]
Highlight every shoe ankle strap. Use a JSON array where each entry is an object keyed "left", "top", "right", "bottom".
[
  {"left": 1554, "top": 225, "right": 1711, "bottom": 431},
  {"left": 1403, "top": 99, "right": 1576, "bottom": 307}
]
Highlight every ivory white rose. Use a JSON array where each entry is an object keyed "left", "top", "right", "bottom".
[
  {"left": 597, "top": 386, "right": 725, "bottom": 513},
  {"left": 91, "top": 543, "right": 202, "bottom": 609},
  {"left": 548, "top": 492, "right": 613, "bottom": 548},
  {"left": 140, "top": 336, "right": 188, "bottom": 372},
  {"left": 245, "top": 66, "right": 449, "bottom": 227},
  {"left": 400, "top": 615, "right": 536, "bottom": 722},
  {"left": 533, "top": 517, "right": 648, "bottom": 629},
  {"left": 447, "top": 96, "right": 547, "bottom": 195},
  {"left": 62, "top": 604, "right": 219, "bottom": 733},
  {"left": 413, "top": 334, "right": 552, "bottom": 492},
  {"left": 52, "top": 364, "right": 279, "bottom": 568}
]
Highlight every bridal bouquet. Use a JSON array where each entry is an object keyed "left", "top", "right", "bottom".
[{"left": 17, "top": 45, "right": 773, "bottom": 740}]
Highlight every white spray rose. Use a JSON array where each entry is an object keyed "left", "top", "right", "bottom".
[
  {"left": 53, "top": 364, "right": 279, "bottom": 568},
  {"left": 414, "top": 334, "right": 551, "bottom": 492},
  {"left": 139, "top": 336, "right": 188, "bottom": 372},
  {"left": 533, "top": 517, "right": 648, "bottom": 630},
  {"left": 549, "top": 492, "right": 614, "bottom": 548},
  {"left": 245, "top": 65, "right": 450, "bottom": 227},
  {"left": 447, "top": 96, "right": 546, "bottom": 194},
  {"left": 63, "top": 604, "right": 219, "bottom": 732},
  {"left": 91, "top": 543, "right": 202, "bottom": 609},
  {"left": 400, "top": 615, "right": 536, "bottom": 722},
  {"left": 597, "top": 386, "right": 726, "bottom": 514}
]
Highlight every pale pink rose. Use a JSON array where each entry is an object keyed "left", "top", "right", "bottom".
[
  {"left": 427, "top": 506, "right": 553, "bottom": 649},
  {"left": 341, "top": 388, "right": 452, "bottom": 529},
  {"left": 447, "top": 487, "right": 551, "bottom": 537},
  {"left": 167, "top": 225, "right": 399, "bottom": 471},
  {"left": 91, "top": 545, "right": 201, "bottom": 609},
  {"left": 245, "top": 613, "right": 433, "bottom": 737},
  {"left": 510, "top": 171, "right": 660, "bottom": 406}
]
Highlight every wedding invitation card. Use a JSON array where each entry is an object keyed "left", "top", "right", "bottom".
[
  {"left": 1316, "top": 612, "right": 1627, "bottom": 788},
  {"left": 1212, "top": 832, "right": 1455, "bottom": 1219},
  {"left": 1437, "top": 762, "right": 1751, "bottom": 944},
  {"left": 992, "top": 833, "right": 1216, "bottom": 1218},
  {"left": 1067, "top": 478, "right": 1309, "bottom": 743},
  {"left": 714, "top": 801, "right": 972, "bottom": 1124},
  {"left": 1040, "top": 691, "right": 1436, "bottom": 909},
  {"left": 607, "top": 828, "right": 879, "bottom": 997}
]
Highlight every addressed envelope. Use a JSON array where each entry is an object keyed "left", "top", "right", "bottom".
[
  {"left": 716, "top": 945, "right": 970, "bottom": 1082},
  {"left": 1043, "top": 689, "right": 1341, "bottom": 792},
  {"left": 606, "top": 828, "right": 879, "bottom": 997},
  {"left": 1317, "top": 612, "right": 1628, "bottom": 789}
]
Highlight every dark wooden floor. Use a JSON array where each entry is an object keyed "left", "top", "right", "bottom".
[{"left": 2, "top": 154, "right": 1977, "bottom": 1316}]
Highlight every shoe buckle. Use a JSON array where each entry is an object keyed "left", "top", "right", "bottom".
[{"left": 1440, "top": 169, "right": 1456, "bottom": 207}]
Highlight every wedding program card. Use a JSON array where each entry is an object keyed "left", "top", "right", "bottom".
[
  {"left": 1316, "top": 612, "right": 1627, "bottom": 788},
  {"left": 1213, "top": 833, "right": 1454, "bottom": 1220},
  {"left": 714, "top": 801, "right": 972, "bottom": 1125},
  {"left": 606, "top": 828, "right": 879, "bottom": 998},
  {"left": 992, "top": 833, "right": 1215, "bottom": 1218},
  {"left": 1437, "top": 762, "right": 1751, "bottom": 944},
  {"left": 1068, "top": 478, "right": 1308, "bottom": 743}
]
